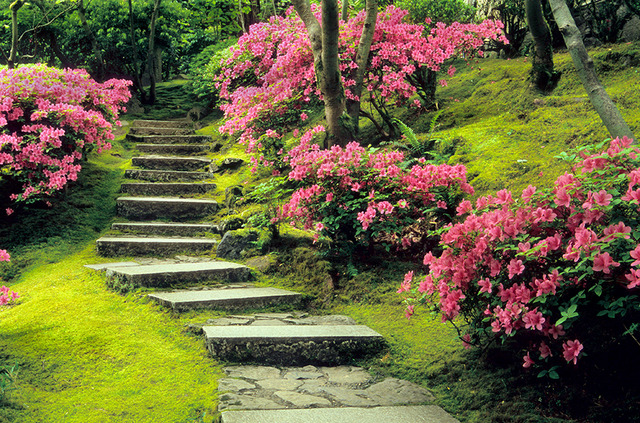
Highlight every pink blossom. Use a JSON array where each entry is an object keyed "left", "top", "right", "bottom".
[
  {"left": 0, "top": 250, "right": 9, "bottom": 262},
  {"left": 562, "top": 339, "right": 584, "bottom": 364},
  {"left": 522, "top": 353, "right": 535, "bottom": 368},
  {"left": 592, "top": 252, "right": 620, "bottom": 274},
  {"left": 398, "top": 271, "right": 413, "bottom": 293},
  {"left": 507, "top": 259, "right": 525, "bottom": 279}
]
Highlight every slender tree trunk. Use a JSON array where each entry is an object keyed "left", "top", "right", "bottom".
[
  {"left": 526, "top": 0, "right": 560, "bottom": 91},
  {"left": 127, "top": 0, "right": 147, "bottom": 102},
  {"left": 345, "top": 0, "right": 377, "bottom": 135},
  {"left": 8, "top": 0, "right": 26, "bottom": 69},
  {"left": 341, "top": 0, "right": 348, "bottom": 21},
  {"left": 77, "top": 0, "right": 104, "bottom": 80},
  {"left": 549, "top": 0, "right": 635, "bottom": 141},
  {"left": 146, "top": 0, "right": 162, "bottom": 105},
  {"left": 46, "top": 31, "right": 73, "bottom": 68}
]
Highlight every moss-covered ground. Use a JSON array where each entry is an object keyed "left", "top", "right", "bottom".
[{"left": 1, "top": 42, "right": 640, "bottom": 422}]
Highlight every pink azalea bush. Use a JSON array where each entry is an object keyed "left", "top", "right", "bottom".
[
  {"left": 0, "top": 64, "right": 131, "bottom": 207},
  {"left": 401, "top": 137, "right": 640, "bottom": 373},
  {"left": 212, "top": 5, "right": 506, "bottom": 168},
  {"left": 275, "top": 126, "right": 474, "bottom": 259}
]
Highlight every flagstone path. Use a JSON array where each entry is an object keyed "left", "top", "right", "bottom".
[{"left": 87, "top": 119, "right": 461, "bottom": 423}]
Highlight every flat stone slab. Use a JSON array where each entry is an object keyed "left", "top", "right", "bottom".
[
  {"left": 220, "top": 406, "right": 460, "bottom": 423},
  {"left": 120, "top": 182, "right": 216, "bottom": 196},
  {"left": 132, "top": 119, "right": 192, "bottom": 129},
  {"left": 132, "top": 156, "right": 212, "bottom": 171},
  {"left": 127, "top": 134, "right": 211, "bottom": 144},
  {"left": 104, "top": 261, "right": 250, "bottom": 287},
  {"left": 137, "top": 144, "right": 209, "bottom": 155},
  {"left": 149, "top": 287, "right": 300, "bottom": 310},
  {"left": 129, "top": 127, "right": 193, "bottom": 135},
  {"left": 96, "top": 236, "right": 217, "bottom": 257},
  {"left": 124, "top": 169, "right": 214, "bottom": 182},
  {"left": 112, "top": 222, "right": 220, "bottom": 236},
  {"left": 84, "top": 262, "right": 140, "bottom": 271},
  {"left": 116, "top": 196, "right": 219, "bottom": 221},
  {"left": 204, "top": 325, "right": 385, "bottom": 366}
]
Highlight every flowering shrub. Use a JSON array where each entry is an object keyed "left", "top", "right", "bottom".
[
  {"left": 401, "top": 137, "right": 640, "bottom": 374},
  {"left": 212, "top": 5, "right": 506, "bottom": 166},
  {"left": 0, "top": 64, "right": 131, "bottom": 208},
  {"left": 276, "top": 126, "right": 474, "bottom": 260},
  {"left": 0, "top": 285, "right": 19, "bottom": 306}
]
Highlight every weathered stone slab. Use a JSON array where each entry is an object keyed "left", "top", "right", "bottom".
[
  {"left": 218, "top": 393, "right": 282, "bottom": 411},
  {"left": 218, "top": 379, "right": 257, "bottom": 392},
  {"left": 137, "top": 143, "right": 209, "bottom": 155},
  {"left": 105, "top": 261, "right": 251, "bottom": 287},
  {"left": 148, "top": 287, "right": 299, "bottom": 310},
  {"left": 116, "top": 197, "right": 219, "bottom": 221},
  {"left": 132, "top": 119, "right": 192, "bottom": 129},
  {"left": 364, "top": 378, "right": 435, "bottom": 405},
  {"left": 112, "top": 222, "right": 219, "bottom": 237},
  {"left": 129, "top": 126, "right": 193, "bottom": 135},
  {"left": 96, "top": 236, "right": 217, "bottom": 257},
  {"left": 124, "top": 169, "right": 214, "bottom": 182},
  {"left": 224, "top": 366, "right": 282, "bottom": 380},
  {"left": 132, "top": 156, "right": 211, "bottom": 171},
  {"left": 127, "top": 134, "right": 211, "bottom": 144},
  {"left": 273, "top": 391, "right": 331, "bottom": 407},
  {"left": 220, "top": 406, "right": 461, "bottom": 423},
  {"left": 84, "top": 262, "right": 140, "bottom": 271},
  {"left": 120, "top": 182, "right": 216, "bottom": 197},
  {"left": 204, "top": 325, "right": 385, "bottom": 366}
]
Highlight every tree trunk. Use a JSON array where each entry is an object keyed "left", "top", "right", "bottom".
[
  {"left": 46, "top": 31, "right": 73, "bottom": 69},
  {"left": 145, "top": 0, "right": 162, "bottom": 105},
  {"left": 8, "top": 0, "right": 26, "bottom": 69},
  {"left": 128, "top": 0, "right": 147, "bottom": 102},
  {"left": 292, "top": 0, "right": 351, "bottom": 147},
  {"left": 341, "top": 0, "right": 348, "bottom": 21},
  {"left": 548, "top": 0, "right": 635, "bottom": 141},
  {"left": 345, "top": 0, "right": 377, "bottom": 135},
  {"left": 77, "top": 0, "right": 104, "bottom": 80},
  {"left": 526, "top": 0, "right": 560, "bottom": 91}
]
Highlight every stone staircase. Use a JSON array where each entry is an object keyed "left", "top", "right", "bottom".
[{"left": 88, "top": 120, "right": 460, "bottom": 423}]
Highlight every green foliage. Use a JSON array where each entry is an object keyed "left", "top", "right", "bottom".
[
  {"left": 0, "top": 362, "right": 18, "bottom": 401},
  {"left": 397, "top": 0, "right": 475, "bottom": 25}
]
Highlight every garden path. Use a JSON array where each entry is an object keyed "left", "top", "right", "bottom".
[{"left": 87, "top": 120, "right": 460, "bottom": 423}]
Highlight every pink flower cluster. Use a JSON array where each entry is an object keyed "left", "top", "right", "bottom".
[
  {"left": 0, "top": 64, "right": 131, "bottom": 206},
  {"left": 403, "top": 137, "right": 640, "bottom": 368},
  {"left": 276, "top": 126, "right": 473, "bottom": 248},
  {"left": 214, "top": 5, "right": 506, "bottom": 158},
  {"left": 0, "top": 285, "right": 19, "bottom": 306}
]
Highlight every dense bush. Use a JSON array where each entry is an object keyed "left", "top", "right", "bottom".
[
  {"left": 275, "top": 126, "right": 474, "bottom": 263},
  {"left": 211, "top": 5, "right": 506, "bottom": 164},
  {"left": 401, "top": 137, "right": 640, "bottom": 374}
]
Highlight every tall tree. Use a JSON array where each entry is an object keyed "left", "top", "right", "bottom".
[
  {"left": 548, "top": 0, "right": 635, "bottom": 141},
  {"left": 8, "top": 0, "right": 26, "bottom": 68},
  {"left": 291, "top": 0, "right": 377, "bottom": 146},
  {"left": 525, "top": 0, "right": 560, "bottom": 91},
  {"left": 76, "top": 0, "right": 104, "bottom": 80},
  {"left": 146, "top": 0, "right": 162, "bottom": 105}
]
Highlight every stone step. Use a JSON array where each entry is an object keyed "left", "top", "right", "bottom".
[
  {"left": 121, "top": 182, "right": 217, "bottom": 197},
  {"left": 132, "top": 119, "right": 192, "bottom": 129},
  {"left": 220, "top": 406, "right": 460, "bottom": 423},
  {"left": 137, "top": 144, "right": 209, "bottom": 155},
  {"left": 103, "top": 262, "right": 251, "bottom": 288},
  {"left": 111, "top": 222, "right": 220, "bottom": 236},
  {"left": 203, "top": 325, "right": 385, "bottom": 366},
  {"left": 129, "top": 127, "right": 194, "bottom": 136},
  {"left": 116, "top": 197, "right": 219, "bottom": 221},
  {"left": 132, "top": 156, "right": 212, "bottom": 171},
  {"left": 127, "top": 134, "right": 211, "bottom": 144},
  {"left": 148, "top": 287, "right": 301, "bottom": 311},
  {"left": 124, "top": 169, "right": 214, "bottom": 182},
  {"left": 96, "top": 236, "right": 217, "bottom": 257}
]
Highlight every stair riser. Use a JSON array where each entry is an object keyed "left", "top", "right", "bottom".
[
  {"left": 205, "top": 337, "right": 385, "bottom": 366},
  {"left": 121, "top": 183, "right": 216, "bottom": 197},
  {"left": 132, "top": 120, "right": 192, "bottom": 129},
  {"left": 116, "top": 200, "right": 219, "bottom": 221},
  {"left": 106, "top": 267, "right": 251, "bottom": 288},
  {"left": 111, "top": 223, "right": 219, "bottom": 237},
  {"left": 129, "top": 127, "right": 193, "bottom": 136},
  {"left": 127, "top": 134, "right": 210, "bottom": 144},
  {"left": 96, "top": 241, "right": 216, "bottom": 257},
  {"left": 124, "top": 169, "right": 213, "bottom": 182},
  {"left": 132, "top": 157, "right": 211, "bottom": 171},
  {"left": 152, "top": 294, "right": 301, "bottom": 311},
  {"left": 138, "top": 144, "right": 209, "bottom": 155}
]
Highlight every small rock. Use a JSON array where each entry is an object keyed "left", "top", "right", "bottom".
[
  {"left": 273, "top": 391, "right": 331, "bottom": 408},
  {"left": 245, "top": 255, "right": 276, "bottom": 273},
  {"left": 224, "top": 366, "right": 282, "bottom": 380},
  {"left": 216, "top": 230, "right": 258, "bottom": 260},
  {"left": 284, "top": 369, "right": 324, "bottom": 380},
  {"left": 255, "top": 378, "right": 304, "bottom": 391},
  {"left": 320, "top": 366, "right": 373, "bottom": 386}
]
